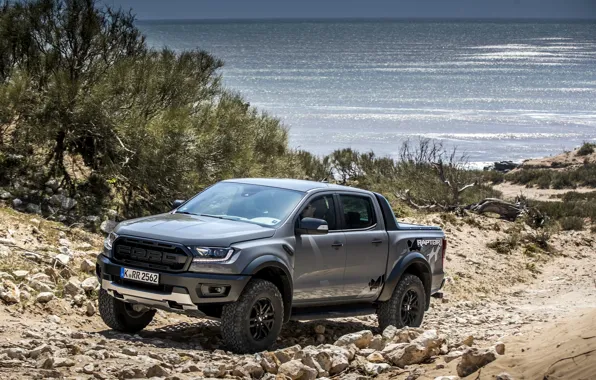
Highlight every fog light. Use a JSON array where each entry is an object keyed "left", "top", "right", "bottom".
[{"left": 200, "top": 284, "right": 229, "bottom": 297}]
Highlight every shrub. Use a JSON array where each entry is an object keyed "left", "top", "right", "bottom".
[
  {"left": 560, "top": 216, "right": 584, "bottom": 231},
  {"left": 577, "top": 142, "right": 595, "bottom": 156},
  {"left": 487, "top": 231, "right": 520, "bottom": 254}
]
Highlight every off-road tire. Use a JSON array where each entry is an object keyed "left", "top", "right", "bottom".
[
  {"left": 377, "top": 274, "right": 426, "bottom": 331},
  {"left": 221, "top": 279, "right": 284, "bottom": 354},
  {"left": 98, "top": 289, "right": 155, "bottom": 333}
]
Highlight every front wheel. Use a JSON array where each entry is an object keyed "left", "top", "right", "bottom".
[
  {"left": 377, "top": 274, "right": 426, "bottom": 331},
  {"left": 221, "top": 279, "right": 284, "bottom": 353},
  {"left": 98, "top": 289, "right": 155, "bottom": 333}
]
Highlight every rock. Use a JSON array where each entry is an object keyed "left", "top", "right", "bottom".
[
  {"left": 146, "top": 364, "right": 169, "bottom": 377},
  {"left": 364, "top": 362, "right": 390, "bottom": 376},
  {"left": 53, "top": 254, "right": 70, "bottom": 267},
  {"left": 31, "top": 272, "right": 52, "bottom": 283},
  {"left": 314, "top": 325, "right": 325, "bottom": 334},
  {"left": 46, "top": 315, "right": 61, "bottom": 323},
  {"left": 203, "top": 364, "right": 226, "bottom": 378},
  {"left": 295, "top": 346, "right": 332, "bottom": 377},
  {"left": 459, "top": 335, "right": 474, "bottom": 347},
  {"left": 0, "top": 191, "right": 12, "bottom": 199},
  {"left": 334, "top": 330, "right": 373, "bottom": 349},
  {"left": 36, "top": 292, "right": 55, "bottom": 303},
  {"left": 494, "top": 161, "right": 519, "bottom": 172},
  {"left": 329, "top": 353, "right": 349, "bottom": 375},
  {"left": 12, "top": 270, "right": 29, "bottom": 280},
  {"left": 37, "top": 356, "right": 54, "bottom": 369},
  {"left": 107, "top": 209, "right": 119, "bottom": 220},
  {"left": 180, "top": 363, "right": 200, "bottom": 373},
  {"left": 496, "top": 372, "right": 514, "bottom": 380},
  {"left": 28, "top": 280, "right": 53, "bottom": 293},
  {"left": 4, "top": 347, "right": 27, "bottom": 359},
  {"left": 100, "top": 220, "right": 117, "bottom": 234},
  {"left": 434, "top": 377, "right": 460, "bottom": 380},
  {"left": 366, "top": 352, "right": 386, "bottom": 363},
  {"left": 260, "top": 351, "right": 281, "bottom": 374},
  {"left": 0, "top": 280, "right": 20, "bottom": 304},
  {"left": 64, "top": 278, "right": 83, "bottom": 296},
  {"left": 25, "top": 203, "right": 41, "bottom": 214},
  {"left": 121, "top": 347, "right": 137, "bottom": 356},
  {"left": 86, "top": 301, "right": 96, "bottom": 316},
  {"left": 45, "top": 179, "right": 60, "bottom": 191},
  {"left": 0, "top": 359, "right": 23, "bottom": 368},
  {"left": 369, "top": 335, "right": 385, "bottom": 350},
  {"left": 54, "top": 357, "right": 75, "bottom": 367},
  {"left": 278, "top": 360, "right": 317, "bottom": 380},
  {"left": 0, "top": 272, "right": 15, "bottom": 281},
  {"left": 29, "top": 344, "right": 52, "bottom": 359},
  {"left": 12, "top": 198, "right": 23, "bottom": 208},
  {"left": 20, "top": 290, "right": 31, "bottom": 301},
  {"left": 238, "top": 360, "right": 264, "bottom": 379},
  {"left": 80, "top": 259, "right": 95, "bottom": 273},
  {"left": 82, "top": 363, "right": 95, "bottom": 374},
  {"left": 49, "top": 194, "right": 77, "bottom": 210},
  {"left": 444, "top": 350, "right": 464, "bottom": 363},
  {"left": 316, "top": 334, "right": 326, "bottom": 344},
  {"left": 456, "top": 347, "right": 497, "bottom": 377},
  {"left": 274, "top": 345, "right": 302, "bottom": 363},
  {"left": 495, "top": 342, "right": 505, "bottom": 355},
  {"left": 384, "top": 330, "right": 444, "bottom": 368},
  {"left": 81, "top": 276, "right": 98, "bottom": 292},
  {"left": 73, "top": 294, "right": 85, "bottom": 306}
]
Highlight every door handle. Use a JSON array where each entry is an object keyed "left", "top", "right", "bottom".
[
  {"left": 331, "top": 242, "right": 344, "bottom": 248},
  {"left": 371, "top": 239, "right": 383, "bottom": 245}
]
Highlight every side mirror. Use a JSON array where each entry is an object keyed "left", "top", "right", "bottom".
[
  {"left": 296, "top": 217, "right": 329, "bottom": 235},
  {"left": 172, "top": 199, "right": 185, "bottom": 209}
]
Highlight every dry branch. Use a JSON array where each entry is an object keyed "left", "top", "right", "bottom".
[{"left": 466, "top": 198, "right": 523, "bottom": 220}]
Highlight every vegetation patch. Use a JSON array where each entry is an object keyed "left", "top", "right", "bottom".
[{"left": 577, "top": 142, "right": 595, "bottom": 156}]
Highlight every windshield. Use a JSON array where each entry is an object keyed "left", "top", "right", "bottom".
[{"left": 176, "top": 182, "right": 305, "bottom": 227}]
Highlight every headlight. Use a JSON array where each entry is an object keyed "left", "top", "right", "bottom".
[
  {"left": 104, "top": 232, "right": 118, "bottom": 250},
  {"left": 188, "top": 246, "right": 235, "bottom": 262}
]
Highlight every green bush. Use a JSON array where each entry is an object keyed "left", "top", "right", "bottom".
[
  {"left": 507, "top": 164, "right": 596, "bottom": 189},
  {"left": 577, "top": 142, "right": 595, "bottom": 156},
  {"left": 560, "top": 216, "right": 584, "bottom": 231}
]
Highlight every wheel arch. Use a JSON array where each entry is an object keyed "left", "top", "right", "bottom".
[
  {"left": 378, "top": 252, "right": 432, "bottom": 310},
  {"left": 242, "top": 255, "right": 293, "bottom": 322}
]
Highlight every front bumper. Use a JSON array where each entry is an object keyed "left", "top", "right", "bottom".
[{"left": 96, "top": 254, "right": 250, "bottom": 312}]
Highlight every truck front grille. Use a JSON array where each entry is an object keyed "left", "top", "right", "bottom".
[{"left": 113, "top": 237, "right": 190, "bottom": 272}]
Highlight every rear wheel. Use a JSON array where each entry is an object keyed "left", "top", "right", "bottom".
[
  {"left": 98, "top": 289, "right": 155, "bottom": 333},
  {"left": 221, "top": 279, "right": 284, "bottom": 353},
  {"left": 377, "top": 274, "right": 426, "bottom": 331}
]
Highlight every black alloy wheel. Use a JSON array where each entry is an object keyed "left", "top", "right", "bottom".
[
  {"left": 249, "top": 298, "right": 275, "bottom": 341},
  {"left": 400, "top": 289, "right": 420, "bottom": 326}
]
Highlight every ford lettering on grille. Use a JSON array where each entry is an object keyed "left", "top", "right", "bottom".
[{"left": 116, "top": 245, "right": 186, "bottom": 266}]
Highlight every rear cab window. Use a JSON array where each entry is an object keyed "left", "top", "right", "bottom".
[{"left": 339, "top": 194, "right": 376, "bottom": 230}]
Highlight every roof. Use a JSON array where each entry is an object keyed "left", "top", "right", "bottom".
[{"left": 223, "top": 178, "right": 372, "bottom": 194}]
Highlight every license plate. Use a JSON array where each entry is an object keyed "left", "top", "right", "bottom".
[{"left": 121, "top": 267, "right": 159, "bottom": 284}]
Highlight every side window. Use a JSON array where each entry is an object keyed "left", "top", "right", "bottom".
[
  {"left": 298, "top": 195, "right": 337, "bottom": 230},
  {"left": 339, "top": 195, "right": 375, "bottom": 230}
]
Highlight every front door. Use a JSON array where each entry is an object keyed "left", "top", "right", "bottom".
[
  {"left": 339, "top": 193, "right": 389, "bottom": 300},
  {"left": 292, "top": 193, "right": 347, "bottom": 303}
]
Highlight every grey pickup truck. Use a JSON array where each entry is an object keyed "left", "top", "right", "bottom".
[{"left": 97, "top": 178, "right": 446, "bottom": 353}]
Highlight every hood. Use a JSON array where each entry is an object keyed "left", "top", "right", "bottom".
[{"left": 114, "top": 213, "right": 276, "bottom": 247}]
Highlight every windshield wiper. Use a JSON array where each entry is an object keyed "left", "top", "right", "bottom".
[
  {"left": 175, "top": 211, "right": 198, "bottom": 216},
  {"left": 196, "top": 214, "right": 226, "bottom": 219}
]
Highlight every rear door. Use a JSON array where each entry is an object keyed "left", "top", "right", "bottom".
[
  {"left": 292, "top": 193, "right": 347, "bottom": 303},
  {"left": 338, "top": 193, "right": 389, "bottom": 299}
]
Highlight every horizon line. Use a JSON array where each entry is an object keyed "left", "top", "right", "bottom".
[{"left": 136, "top": 16, "right": 596, "bottom": 23}]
